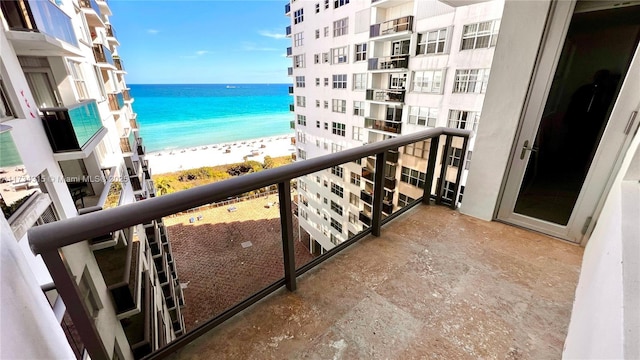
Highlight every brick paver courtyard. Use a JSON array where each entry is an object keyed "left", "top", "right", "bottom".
[{"left": 164, "top": 196, "right": 315, "bottom": 331}]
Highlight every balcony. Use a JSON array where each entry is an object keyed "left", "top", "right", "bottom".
[
  {"left": 137, "top": 137, "right": 146, "bottom": 156},
  {"left": 113, "top": 56, "right": 126, "bottom": 72},
  {"left": 289, "top": 120, "right": 295, "bottom": 130},
  {"left": 129, "top": 114, "right": 139, "bottom": 129},
  {"left": 289, "top": 104, "right": 294, "bottom": 112},
  {"left": 284, "top": 3, "right": 290, "bottom": 15},
  {"left": 121, "top": 274, "right": 153, "bottom": 359},
  {"left": 39, "top": 100, "right": 104, "bottom": 153},
  {"left": 365, "top": 118, "right": 402, "bottom": 135},
  {"left": 120, "top": 131, "right": 135, "bottom": 154},
  {"left": 384, "top": 177, "right": 397, "bottom": 189},
  {"left": 382, "top": 200, "right": 393, "bottom": 214},
  {"left": 360, "top": 190, "right": 373, "bottom": 204},
  {"left": 106, "top": 24, "right": 117, "bottom": 38},
  {"left": 0, "top": 0, "right": 80, "bottom": 55},
  {"left": 287, "top": 67, "right": 293, "bottom": 76},
  {"left": 93, "top": 44, "right": 114, "bottom": 67},
  {"left": 370, "top": 15, "right": 413, "bottom": 40},
  {"left": 368, "top": 55, "right": 409, "bottom": 71},
  {"left": 93, "top": 231, "right": 141, "bottom": 315},
  {"left": 286, "top": 25, "right": 292, "bottom": 37},
  {"left": 366, "top": 89, "right": 406, "bottom": 103},
  {"left": 108, "top": 92, "right": 125, "bottom": 111},
  {"left": 123, "top": 89, "right": 133, "bottom": 102},
  {"left": 358, "top": 211, "right": 372, "bottom": 226},
  {"left": 361, "top": 167, "right": 374, "bottom": 182},
  {"left": 78, "top": 0, "right": 104, "bottom": 27},
  {"left": 288, "top": 86, "right": 294, "bottom": 95},
  {"left": 286, "top": 47, "right": 292, "bottom": 57}
]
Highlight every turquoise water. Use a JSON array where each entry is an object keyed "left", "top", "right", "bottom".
[
  {"left": 0, "top": 84, "right": 293, "bottom": 167},
  {"left": 132, "top": 83, "right": 293, "bottom": 152}
]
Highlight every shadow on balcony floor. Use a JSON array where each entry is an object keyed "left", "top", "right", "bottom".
[{"left": 169, "top": 205, "right": 583, "bottom": 359}]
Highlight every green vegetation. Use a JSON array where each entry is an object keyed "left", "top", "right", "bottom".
[
  {"left": 152, "top": 156, "right": 292, "bottom": 195},
  {"left": 103, "top": 182, "right": 122, "bottom": 209},
  {"left": 1, "top": 192, "right": 36, "bottom": 219}
]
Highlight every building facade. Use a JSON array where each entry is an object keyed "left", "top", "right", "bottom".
[
  {"left": 286, "top": 0, "right": 503, "bottom": 253},
  {"left": 0, "top": 0, "right": 185, "bottom": 358}
]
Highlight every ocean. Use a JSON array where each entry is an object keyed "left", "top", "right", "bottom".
[{"left": 0, "top": 83, "right": 293, "bottom": 167}]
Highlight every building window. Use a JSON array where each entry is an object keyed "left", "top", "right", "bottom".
[
  {"left": 461, "top": 20, "right": 500, "bottom": 50},
  {"left": 330, "top": 218, "right": 343, "bottom": 233},
  {"left": 324, "top": 122, "right": 329, "bottom": 130},
  {"left": 332, "top": 74, "right": 347, "bottom": 89},
  {"left": 0, "top": 79, "right": 15, "bottom": 121},
  {"left": 324, "top": 26, "right": 329, "bottom": 37},
  {"left": 353, "top": 101, "right": 364, "bottom": 116},
  {"left": 413, "top": 70, "right": 444, "bottom": 93},
  {"left": 294, "top": 8, "right": 304, "bottom": 24},
  {"left": 417, "top": 28, "right": 447, "bottom": 55},
  {"left": 331, "top": 165, "right": 344, "bottom": 178},
  {"left": 453, "top": 69, "right": 490, "bottom": 93},
  {"left": 331, "top": 99, "right": 346, "bottom": 113},
  {"left": 408, "top": 106, "right": 438, "bottom": 127},
  {"left": 314, "top": 54, "right": 320, "bottom": 65},
  {"left": 294, "top": 54, "right": 305, "bottom": 68},
  {"left": 315, "top": 3, "right": 320, "bottom": 13},
  {"left": 349, "top": 212, "right": 357, "bottom": 224},
  {"left": 323, "top": 53, "right": 330, "bottom": 63},
  {"left": 350, "top": 172, "right": 361, "bottom": 186},
  {"left": 355, "top": 43, "right": 367, "bottom": 61},
  {"left": 448, "top": 110, "right": 480, "bottom": 131},
  {"left": 296, "top": 96, "right": 306, "bottom": 107},
  {"left": 442, "top": 180, "right": 460, "bottom": 202},
  {"left": 324, "top": 101, "right": 329, "bottom": 109},
  {"left": 332, "top": 47, "right": 348, "bottom": 64},
  {"left": 294, "top": 32, "right": 304, "bottom": 47},
  {"left": 295, "top": 76, "right": 305, "bottom": 88},
  {"left": 315, "top": 29, "right": 320, "bottom": 38},
  {"left": 67, "top": 60, "right": 89, "bottom": 100},
  {"left": 465, "top": 151, "right": 472, "bottom": 170},
  {"left": 332, "top": 122, "right": 346, "bottom": 137},
  {"left": 400, "top": 166, "right": 426, "bottom": 188},
  {"left": 447, "top": 147, "right": 463, "bottom": 167},
  {"left": 333, "top": 17, "right": 348, "bottom": 37},
  {"left": 331, "top": 143, "right": 343, "bottom": 153},
  {"left": 325, "top": 0, "right": 329, "bottom": 9},
  {"left": 334, "top": 0, "right": 349, "bottom": 8},
  {"left": 79, "top": 268, "right": 102, "bottom": 318},
  {"left": 324, "top": 77, "right": 329, "bottom": 87},
  {"left": 316, "top": 120, "right": 320, "bottom": 128},
  {"left": 398, "top": 193, "right": 416, "bottom": 207},
  {"left": 297, "top": 148, "right": 307, "bottom": 159},
  {"left": 331, "top": 182, "right": 344, "bottom": 198},
  {"left": 297, "top": 114, "right": 307, "bottom": 126},
  {"left": 353, "top": 73, "right": 366, "bottom": 91},
  {"left": 352, "top": 126, "right": 365, "bottom": 141},
  {"left": 349, "top": 192, "right": 359, "bottom": 206},
  {"left": 315, "top": 101, "right": 321, "bottom": 109},
  {"left": 404, "top": 140, "right": 429, "bottom": 159},
  {"left": 297, "top": 131, "right": 306, "bottom": 143},
  {"left": 330, "top": 200, "right": 343, "bottom": 215}
]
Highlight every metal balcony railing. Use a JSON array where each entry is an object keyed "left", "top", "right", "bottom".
[
  {"left": 370, "top": 16, "right": 414, "bottom": 38},
  {"left": 366, "top": 88, "right": 406, "bottom": 103},
  {"left": 28, "top": 127, "right": 471, "bottom": 360},
  {"left": 92, "top": 44, "right": 114, "bottom": 66},
  {"left": 0, "top": 0, "right": 78, "bottom": 47},
  {"left": 365, "top": 118, "right": 402, "bottom": 134},
  {"left": 367, "top": 55, "right": 409, "bottom": 71}
]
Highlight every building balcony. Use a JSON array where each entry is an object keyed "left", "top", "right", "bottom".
[
  {"left": 123, "top": 89, "right": 133, "bottom": 103},
  {"left": 92, "top": 44, "right": 114, "bottom": 67},
  {"left": 384, "top": 177, "right": 397, "bottom": 189},
  {"left": 288, "top": 86, "right": 294, "bottom": 95},
  {"left": 287, "top": 67, "right": 293, "bottom": 76},
  {"left": 121, "top": 274, "right": 153, "bottom": 359},
  {"left": 387, "top": 149, "right": 399, "bottom": 163},
  {"left": 108, "top": 92, "right": 125, "bottom": 111},
  {"left": 93, "top": 229, "right": 142, "bottom": 316},
  {"left": 358, "top": 211, "right": 372, "bottom": 226},
  {"left": 39, "top": 100, "right": 104, "bottom": 153},
  {"left": 370, "top": 15, "right": 413, "bottom": 40},
  {"left": 136, "top": 137, "right": 146, "bottom": 156},
  {"left": 365, "top": 118, "right": 402, "bottom": 135},
  {"left": 78, "top": 0, "right": 104, "bottom": 27},
  {"left": 360, "top": 190, "right": 373, "bottom": 204},
  {"left": 113, "top": 56, "right": 126, "bottom": 72},
  {"left": 284, "top": 3, "right": 290, "bottom": 15},
  {"left": 120, "top": 130, "right": 135, "bottom": 154},
  {"left": 367, "top": 55, "right": 409, "bottom": 71},
  {"left": 290, "top": 120, "right": 295, "bottom": 130},
  {"left": 286, "top": 47, "right": 292, "bottom": 57},
  {"left": 95, "top": 0, "right": 111, "bottom": 16},
  {"left": 105, "top": 24, "right": 117, "bottom": 38},
  {"left": 285, "top": 25, "right": 291, "bottom": 37},
  {"left": 289, "top": 104, "right": 294, "bottom": 112},
  {"left": 361, "top": 167, "right": 374, "bottom": 182},
  {"left": 382, "top": 200, "right": 393, "bottom": 214},
  {"left": 0, "top": 0, "right": 80, "bottom": 55},
  {"left": 129, "top": 113, "right": 139, "bottom": 129},
  {"left": 366, "top": 88, "right": 406, "bottom": 103}
]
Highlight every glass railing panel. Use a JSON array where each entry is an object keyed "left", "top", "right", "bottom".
[
  {"left": 27, "top": 0, "right": 78, "bottom": 47},
  {"left": 69, "top": 100, "right": 102, "bottom": 148}
]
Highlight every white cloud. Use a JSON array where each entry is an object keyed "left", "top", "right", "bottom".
[
  {"left": 147, "top": 29, "right": 159, "bottom": 35},
  {"left": 242, "top": 42, "right": 278, "bottom": 52},
  {"left": 258, "top": 30, "right": 286, "bottom": 40},
  {"left": 195, "top": 50, "right": 209, "bottom": 56}
]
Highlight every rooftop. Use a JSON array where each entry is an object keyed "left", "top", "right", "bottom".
[{"left": 167, "top": 205, "right": 583, "bottom": 358}]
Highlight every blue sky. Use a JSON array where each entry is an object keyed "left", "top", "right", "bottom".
[{"left": 109, "top": 1, "right": 291, "bottom": 84}]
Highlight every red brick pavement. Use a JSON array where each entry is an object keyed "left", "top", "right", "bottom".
[{"left": 165, "top": 198, "right": 315, "bottom": 331}]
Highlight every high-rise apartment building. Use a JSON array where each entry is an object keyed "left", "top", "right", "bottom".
[
  {"left": 287, "top": 0, "right": 503, "bottom": 253},
  {"left": 0, "top": 0, "right": 184, "bottom": 358}
]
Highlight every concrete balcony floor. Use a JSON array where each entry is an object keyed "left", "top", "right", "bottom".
[{"left": 169, "top": 205, "right": 583, "bottom": 359}]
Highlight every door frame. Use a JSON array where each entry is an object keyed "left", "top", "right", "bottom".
[{"left": 496, "top": 0, "right": 640, "bottom": 244}]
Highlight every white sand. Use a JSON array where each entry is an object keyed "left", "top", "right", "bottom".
[{"left": 146, "top": 135, "right": 296, "bottom": 175}]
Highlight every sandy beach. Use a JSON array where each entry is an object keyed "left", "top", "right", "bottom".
[{"left": 146, "top": 134, "right": 296, "bottom": 174}]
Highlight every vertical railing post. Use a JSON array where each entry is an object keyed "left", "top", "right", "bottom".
[
  {"left": 371, "top": 151, "right": 387, "bottom": 237},
  {"left": 40, "top": 250, "right": 110, "bottom": 360},
  {"left": 450, "top": 135, "right": 469, "bottom": 209},
  {"left": 435, "top": 135, "right": 452, "bottom": 205},
  {"left": 278, "top": 181, "right": 296, "bottom": 291},
  {"left": 423, "top": 136, "right": 440, "bottom": 205}
]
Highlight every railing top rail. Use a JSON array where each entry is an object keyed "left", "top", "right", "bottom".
[
  {"left": 39, "top": 99, "right": 97, "bottom": 112},
  {"left": 28, "top": 127, "right": 471, "bottom": 254}
]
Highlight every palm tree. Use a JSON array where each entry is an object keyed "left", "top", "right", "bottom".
[{"left": 155, "top": 178, "right": 173, "bottom": 196}]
